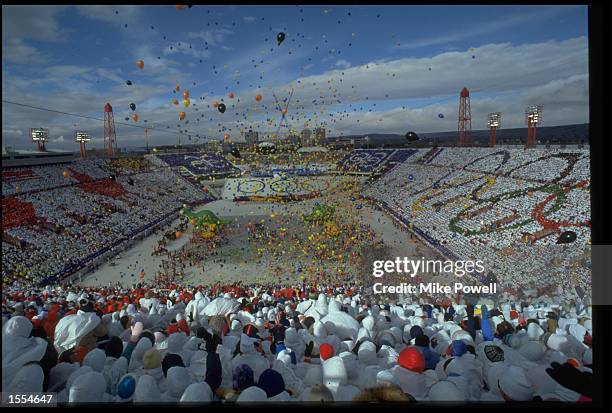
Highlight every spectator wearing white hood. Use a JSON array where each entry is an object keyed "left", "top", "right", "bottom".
[
  {"left": 133, "top": 374, "right": 162, "bottom": 403},
  {"left": 180, "top": 381, "right": 213, "bottom": 402},
  {"left": 69, "top": 371, "right": 113, "bottom": 403},
  {"left": 5, "top": 362, "right": 45, "bottom": 393},
  {"left": 232, "top": 333, "right": 269, "bottom": 382},
  {"left": 2, "top": 316, "right": 48, "bottom": 389},
  {"left": 322, "top": 356, "right": 359, "bottom": 401},
  {"left": 161, "top": 366, "right": 191, "bottom": 401}
]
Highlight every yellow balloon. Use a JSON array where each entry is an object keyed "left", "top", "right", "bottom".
[{"left": 183, "top": 99, "right": 190, "bottom": 107}]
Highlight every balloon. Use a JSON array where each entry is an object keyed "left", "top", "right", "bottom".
[
  {"left": 63, "top": 171, "right": 70, "bottom": 178},
  {"left": 183, "top": 90, "right": 189, "bottom": 100},
  {"left": 183, "top": 99, "right": 190, "bottom": 107},
  {"left": 126, "top": 80, "right": 133, "bottom": 85},
  {"left": 218, "top": 103, "right": 226, "bottom": 113},
  {"left": 556, "top": 231, "right": 577, "bottom": 244},
  {"left": 130, "top": 103, "right": 136, "bottom": 111},
  {"left": 190, "top": 219, "right": 196, "bottom": 226},
  {"left": 179, "top": 111, "right": 186, "bottom": 120},
  {"left": 136, "top": 60, "right": 144, "bottom": 70},
  {"left": 277, "top": 32, "right": 286, "bottom": 45},
  {"left": 175, "top": 84, "right": 180, "bottom": 92},
  {"left": 132, "top": 114, "right": 139, "bottom": 122},
  {"left": 176, "top": 5, "right": 186, "bottom": 10},
  {"left": 228, "top": 92, "right": 235, "bottom": 99},
  {"left": 223, "top": 133, "right": 230, "bottom": 141},
  {"left": 438, "top": 113, "right": 445, "bottom": 118},
  {"left": 255, "top": 94, "right": 262, "bottom": 102},
  {"left": 281, "top": 109, "right": 288, "bottom": 115},
  {"left": 405, "top": 131, "right": 419, "bottom": 141},
  {"left": 175, "top": 231, "right": 183, "bottom": 238},
  {"left": 213, "top": 101, "right": 219, "bottom": 108},
  {"left": 172, "top": 99, "right": 179, "bottom": 105}
]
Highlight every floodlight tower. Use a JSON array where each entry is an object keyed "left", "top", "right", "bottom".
[
  {"left": 30, "top": 128, "right": 48, "bottom": 152},
  {"left": 103, "top": 103, "right": 118, "bottom": 157},
  {"left": 525, "top": 105, "right": 543, "bottom": 148},
  {"left": 457, "top": 87, "right": 472, "bottom": 146},
  {"left": 75, "top": 131, "right": 90, "bottom": 159},
  {"left": 487, "top": 112, "right": 501, "bottom": 147}
]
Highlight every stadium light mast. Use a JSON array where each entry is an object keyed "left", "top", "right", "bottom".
[
  {"left": 487, "top": 112, "right": 501, "bottom": 147},
  {"left": 457, "top": 87, "right": 472, "bottom": 146},
  {"left": 75, "top": 131, "right": 90, "bottom": 159},
  {"left": 525, "top": 105, "right": 542, "bottom": 148},
  {"left": 103, "top": 103, "right": 118, "bottom": 157},
  {"left": 30, "top": 128, "right": 48, "bottom": 152}
]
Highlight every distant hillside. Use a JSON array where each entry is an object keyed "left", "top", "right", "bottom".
[{"left": 329, "top": 123, "right": 589, "bottom": 145}]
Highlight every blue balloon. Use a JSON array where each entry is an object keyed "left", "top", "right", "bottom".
[
  {"left": 117, "top": 375, "right": 136, "bottom": 399},
  {"left": 438, "top": 113, "right": 445, "bottom": 119},
  {"left": 408, "top": 174, "right": 414, "bottom": 181}
]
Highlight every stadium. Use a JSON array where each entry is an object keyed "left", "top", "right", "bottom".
[{"left": 1, "top": 4, "right": 604, "bottom": 408}]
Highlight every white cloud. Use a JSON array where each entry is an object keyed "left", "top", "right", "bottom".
[
  {"left": 187, "top": 28, "right": 234, "bottom": 47},
  {"left": 2, "top": 5, "right": 69, "bottom": 42},
  {"left": 53, "top": 135, "right": 65, "bottom": 142},
  {"left": 2, "top": 129, "right": 23, "bottom": 136},
  {"left": 75, "top": 5, "right": 141, "bottom": 24},
  {"left": 2, "top": 38, "right": 45, "bottom": 64},
  {"left": 334, "top": 59, "right": 352, "bottom": 69}
]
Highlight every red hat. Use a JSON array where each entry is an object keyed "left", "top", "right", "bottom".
[
  {"left": 398, "top": 347, "right": 425, "bottom": 373},
  {"left": 319, "top": 343, "right": 334, "bottom": 361}
]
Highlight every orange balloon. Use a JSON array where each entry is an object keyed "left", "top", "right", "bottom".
[
  {"left": 172, "top": 98, "right": 179, "bottom": 105},
  {"left": 224, "top": 133, "right": 230, "bottom": 141},
  {"left": 132, "top": 114, "right": 139, "bottom": 122},
  {"left": 175, "top": 231, "right": 183, "bottom": 238},
  {"left": 136, "top": 60, "right": 144, "bottom": 70},
  {"left": 281, "top": 109, "right": 288, "bottom": 115},
  {"left": 176, "top": 5, "right": 186, "bottom": 10},
  {"left": 255, "top": 94, "right": 262, "bottom": 102},
  {"left": 228, "top": 92, "right": 235, "bottom": 99},
  {"left": 63, "top": 171, "right": 70, "bottom": 178},
  {"left": 183, "top": 90, "right": 189, "bottom": 100},
  {"left": 175, "top": 84, "right": 180, "bottom": 92},
  {"left": 179, "top": 111, "right": 186, "bottom": 120},
  {"left": 213, "top": 101, "right": 219, "bottom": 108}
]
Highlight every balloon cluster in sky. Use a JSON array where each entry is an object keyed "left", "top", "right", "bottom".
[{"left": 113, "top": 6, "right": 481, "bottom": 142}]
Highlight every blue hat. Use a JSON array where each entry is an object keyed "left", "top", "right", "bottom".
[
  {"left": 409, "top": 325, "right": 424, "bottom": 340},
  {"left": 232, "top": 364, "right": 254, "bottom": 391},
  {"left": 451, "top": 340, "right": 467, "bottom": 357},
  {"left": 257, "top": 369, "right": 285, "bottom": 398},
  {"left": 117, "top": 375, "right": 136, "bottom": 399}
]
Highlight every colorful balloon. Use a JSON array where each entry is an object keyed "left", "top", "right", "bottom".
[
  {"left": 132, "top": 114, "right": 140, "bottom": 122},
  {"left": 228, "top": 92, "right": 235, "bottom": 99},
  {"left": 255, "top": 94, "right": 263, "bottom": 102},
  {"left": 183, "top": 99, "right": 190, "bottom": 107},
  {"left": 183, "top": 90, "right": 189, "bottom": 100},
  {"left": 179, "top": 111, "right": 186, "bottom": 120},
  {"left": 136, "top": 60, "right": 144, "bottom": 70},
  {"left": 175, "top": 84, "right": 180, "bottom": 92},
  {"left": 172, "top": 98, "right": 179, "bottom": 105},
  {"left": 176, "top": 5, "right": 186, "bottom": 10}
]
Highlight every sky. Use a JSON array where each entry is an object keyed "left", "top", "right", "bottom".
[{"left": 2, "top": 5, "right": 589, "bottom": 150}]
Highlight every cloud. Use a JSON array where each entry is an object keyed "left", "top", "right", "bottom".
[
  {"left": 2, "top": 5, "right": 69, "bottom": 42},
  {"left": 75, "top": 5, "right": 141, "bottom": 24},
  {"left": 2, "top": 129, "right": 23, "bottom": 136},
  {"left": 53, "top": 135, "right": 65, "bottom": 142},
  {"left": 243, "top": 16, "right": 256, "bottom": 23},
  {"left": 1, "top": 35, "right": 589, "bottom": 150},
  {"left": 395, "top": 7, "right": 578, "bottom": 50},
  {"left": 187, "top": 28, "right": 234, "bottom": 47},
  {"left": 2, "top": 38, "right": 45, "bottom": 64},
  {"left": 334, "top": 59, "right": 352, "bottom": 69}
]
